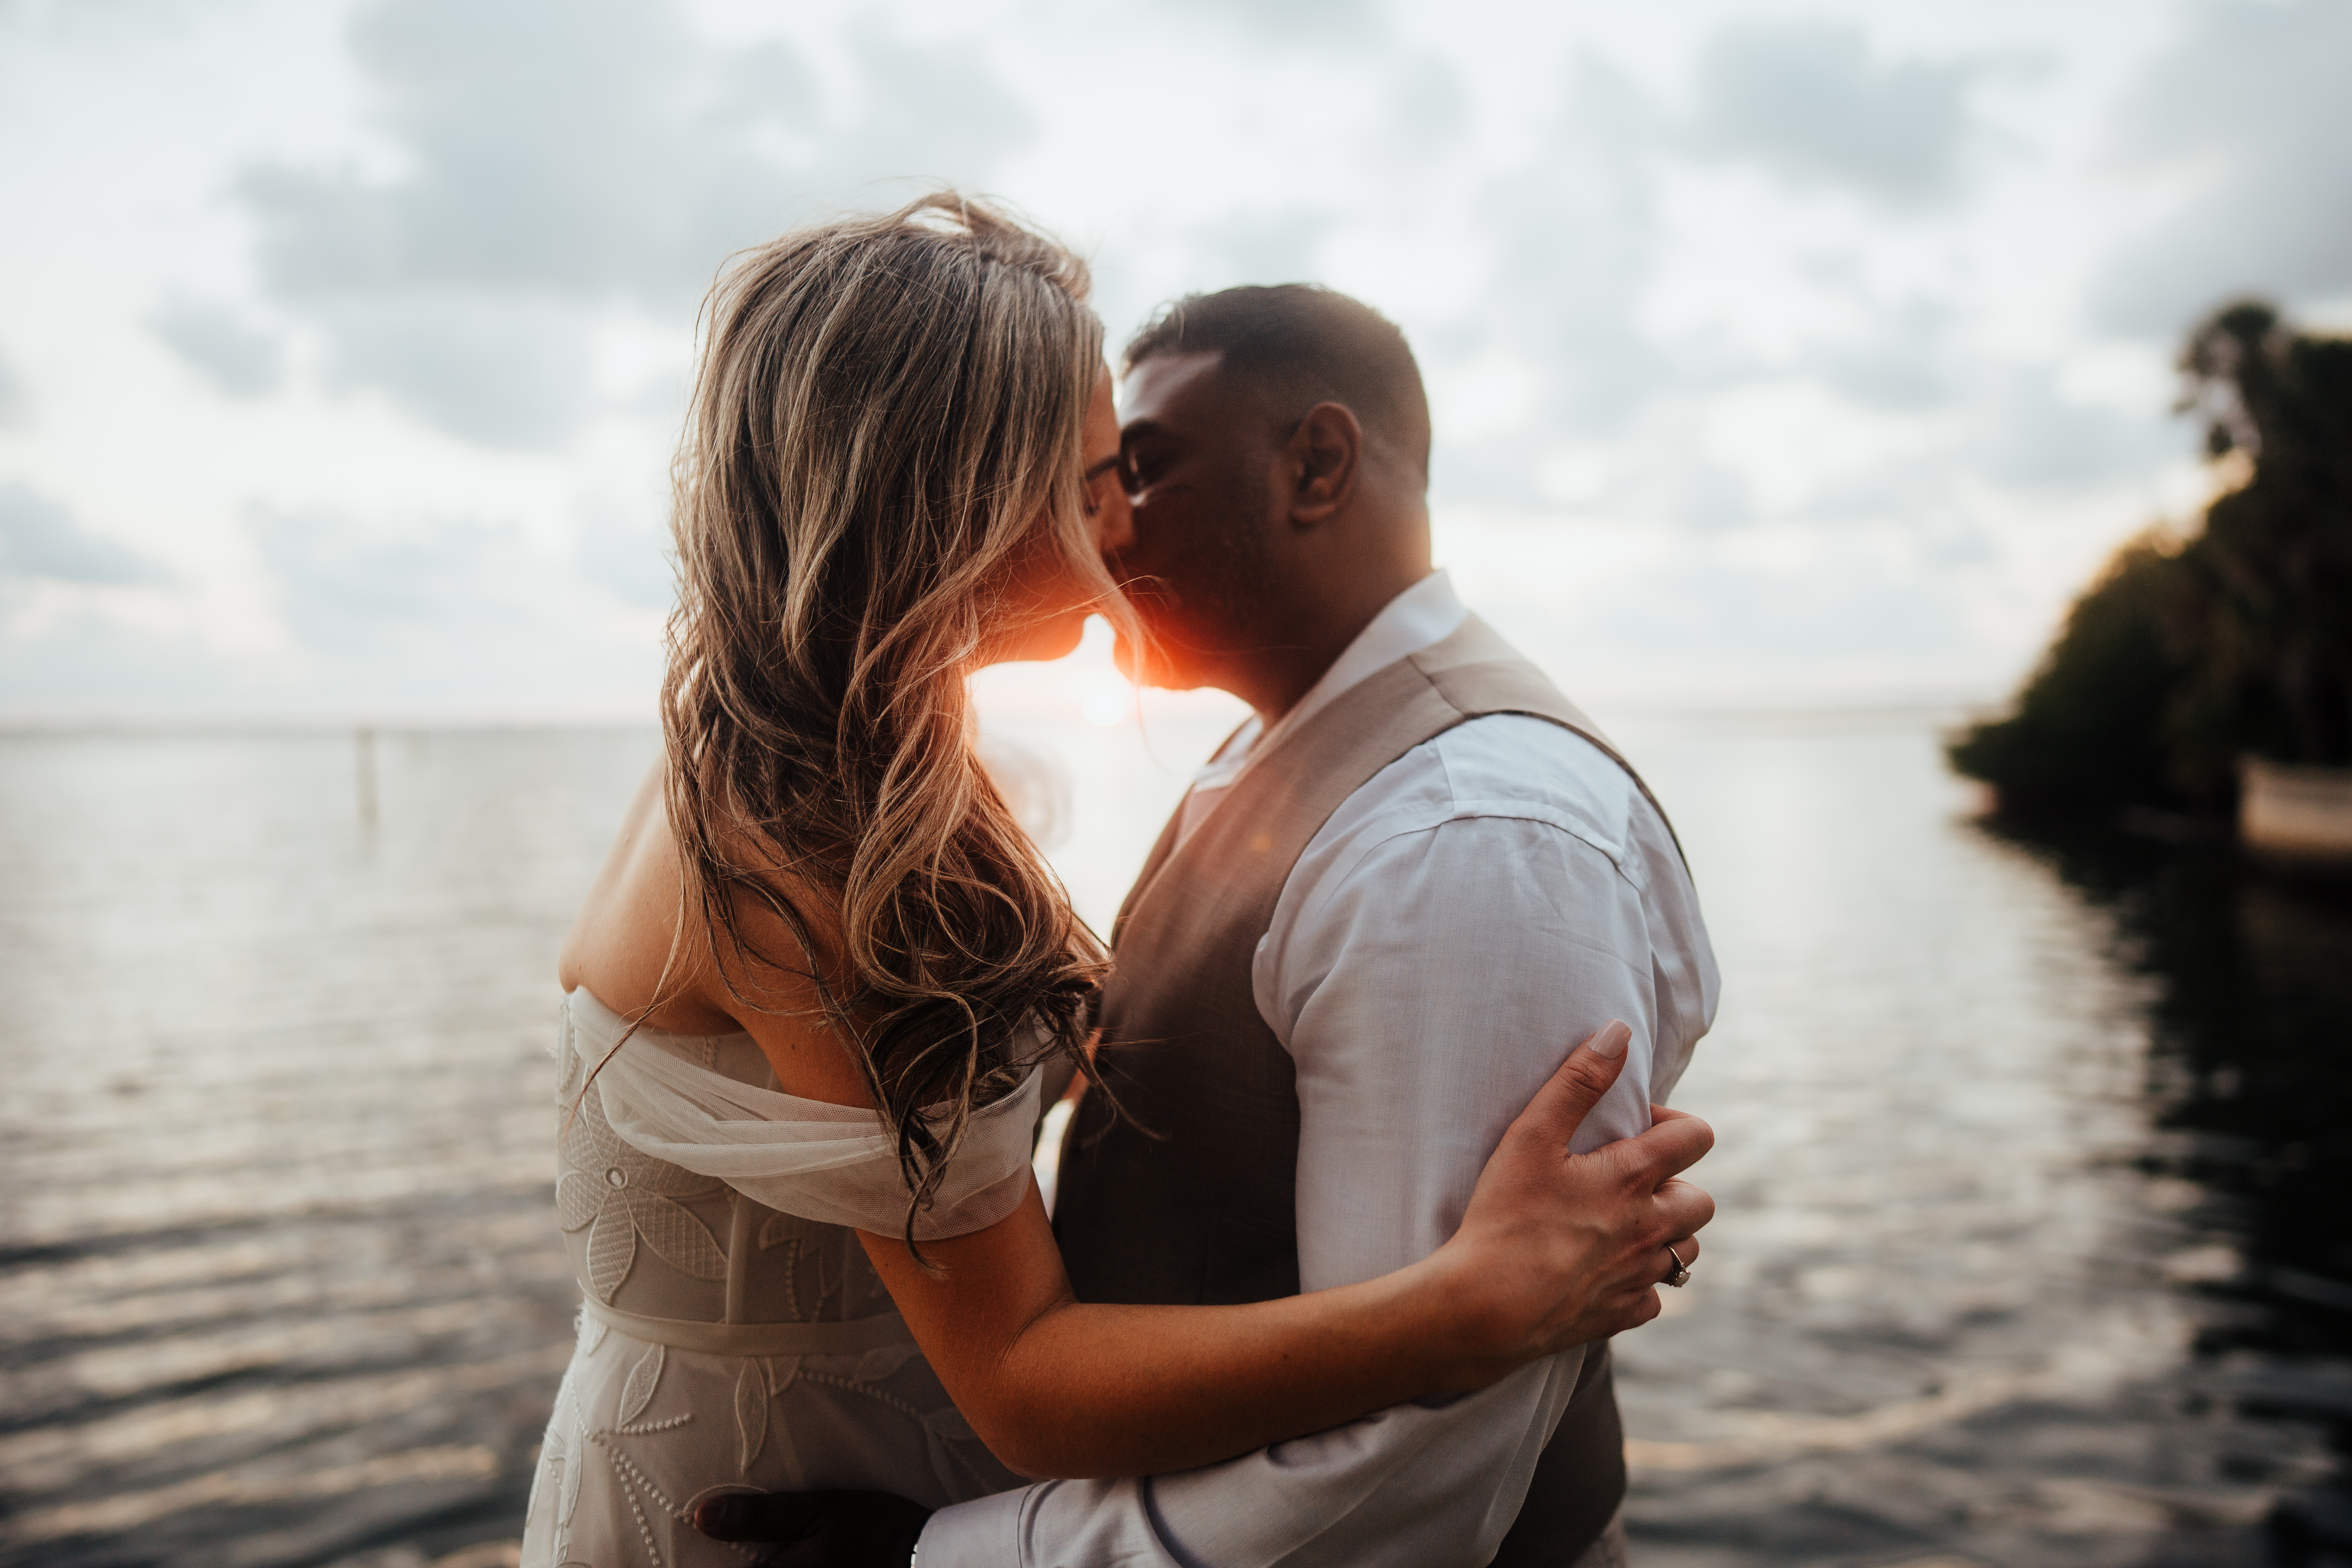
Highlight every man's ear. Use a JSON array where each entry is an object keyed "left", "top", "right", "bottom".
[{"left": 1285, "top": 402, "right": 1361, "bottom": 528}]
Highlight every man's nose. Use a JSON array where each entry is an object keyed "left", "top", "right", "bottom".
[{"left": 1096, "top": 485, "right": 1137, "bottom": 558}]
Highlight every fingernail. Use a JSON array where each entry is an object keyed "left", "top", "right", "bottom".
[
  {"left": 695, "top": 1497, "right": 745, "bottom": 1536},
  {"left": 1588, "top": 1022, "right": 1630, "bottom": 1059}
]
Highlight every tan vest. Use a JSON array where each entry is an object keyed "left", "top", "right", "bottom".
[{"left": 1054, "top": 614, "right": 1676, "bottom": 1565}]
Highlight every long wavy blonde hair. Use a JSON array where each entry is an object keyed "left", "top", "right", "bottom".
[{"left": 659, "top": 192, "right": 1122, "bottom": 1251}]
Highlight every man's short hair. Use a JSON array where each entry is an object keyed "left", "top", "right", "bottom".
[{"left": 1123, "top": 285, "right": 1432, "bottom": 481}]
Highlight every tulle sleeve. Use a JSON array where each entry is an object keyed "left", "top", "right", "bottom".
[{"left": 593, "top": 1032, "right": 1042, "bottom": 1240}]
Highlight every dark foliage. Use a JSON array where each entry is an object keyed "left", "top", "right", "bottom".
[
  {"left": 1946, "top": 537, "right": 2200, "bottom": 810},
  {"left": 2174, "top": 303, "right": 2352, "bottom": 778},
  {"left": 1950, "top": 302, "right": 2352, "bottom": 811}
]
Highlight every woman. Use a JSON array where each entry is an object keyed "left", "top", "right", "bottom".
[{"left": 522, "top": 193, "right": 1710, "bottom": 1567}]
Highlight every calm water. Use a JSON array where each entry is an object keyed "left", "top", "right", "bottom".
[{"left": 1, "top": 716, "right": 2346, "bottom": 1567}]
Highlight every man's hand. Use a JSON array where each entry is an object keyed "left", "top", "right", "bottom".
[{"left": 692, "top": 1488, "right": 931, "bottom": 1566}]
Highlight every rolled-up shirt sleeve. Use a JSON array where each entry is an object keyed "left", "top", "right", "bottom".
[{"left": 918, "top": 749, "right": 1677, "bottom": 1568}]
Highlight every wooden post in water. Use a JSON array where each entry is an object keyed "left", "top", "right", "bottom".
[{"left": 356, "top": 725, "right": 378, "bottom": 830}]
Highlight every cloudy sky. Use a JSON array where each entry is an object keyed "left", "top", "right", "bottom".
[{"left": 2, "top": 0, "right": 2347, "bottom": 721}]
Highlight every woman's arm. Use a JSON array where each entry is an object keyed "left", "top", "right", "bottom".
[
  {"left": 685, "top": 876, "right": 1713, "bottom": 1482},
  {"left": 857, "top": 1021, "right": 1711, "bottom": 1480}
]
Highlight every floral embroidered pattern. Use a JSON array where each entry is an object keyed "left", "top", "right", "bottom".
[
  {"left": 590, "top": 1341, "right": 700, "bottom": 1568},
  {"left": 557, "top": 1023, "right": 730, "bottom": 1303},
  {"left": 532, "top": 1314, "right": 595, "bottom": 1566},
  {"left": 526, "top": 1001, "right": 1025, "bottom": 1566}
]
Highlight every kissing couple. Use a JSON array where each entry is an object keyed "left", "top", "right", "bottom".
[{"left": 524, "top": 192, "right": 1719, "bottom": 1568}]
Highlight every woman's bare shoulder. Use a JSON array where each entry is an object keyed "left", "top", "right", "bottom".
[
  {"left": 559, "top": 761, "right": 873, "bottom": 1107},
  {"left": 699, "top": 825, "right": 878, "bottom": 1109}
]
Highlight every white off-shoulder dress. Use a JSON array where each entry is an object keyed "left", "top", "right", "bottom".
[{"left": 521, "top": 989, "right": 1052, "bottom": 1568}]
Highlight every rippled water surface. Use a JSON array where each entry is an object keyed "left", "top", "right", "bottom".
[{"left": 2, "top": 717, "right": 2346, "bottom": 1567}]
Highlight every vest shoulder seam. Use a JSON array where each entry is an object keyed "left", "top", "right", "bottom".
[{"left": 1312, "top": 805, "right": 1647, "bottom": 898}]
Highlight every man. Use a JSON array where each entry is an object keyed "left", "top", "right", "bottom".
[{"left": 707, "top": 285, "right": 1719, "bottom": 1565}]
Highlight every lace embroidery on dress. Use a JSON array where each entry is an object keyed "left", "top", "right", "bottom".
[
  {"left": 557, "top": 1082, "right": 730, "bottom": 1302},
  {"left": 522, "top": 997, "right": 1031, "bottom": 1568}
]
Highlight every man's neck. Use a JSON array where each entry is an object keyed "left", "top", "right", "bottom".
[
  {"left": 1241, "top": 646, "right": 1352, "bottom": 731},
  {"left": 1230, "top": 575, "right": 1426, "bottom": 729}
]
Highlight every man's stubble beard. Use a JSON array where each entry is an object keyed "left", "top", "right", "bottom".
[{"left": 1117, "top": 457, "right": 1280, "bottom": 691}]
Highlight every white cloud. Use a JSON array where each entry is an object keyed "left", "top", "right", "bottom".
[
  {"left": 235, "top": 0, "right": 1030, "bottom": 449},
  {"left": 2098, "top": 0, "right": 2352, "bottom": 332},
  {"left": 0, "top": 0, "right": 2332, "bottom": 718},
  {"left": 1687, "top": 20, "right": 1984, "bottom": 209},
  {"left": 150, "top": 302, "right": 285, "bottom": 399},
  {"left": 245, "top": 506, "right": 661, "bottom": 704},
  {"left": 0, "top": 343, "right": 30, "bottom": 428},
  {"left": 0, "top": 483, "right": 165, "bottom": 586}
]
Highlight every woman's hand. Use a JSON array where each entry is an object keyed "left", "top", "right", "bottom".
[{"left": 1433, "top": 1021, "right": 1715, "bottom": 1386}]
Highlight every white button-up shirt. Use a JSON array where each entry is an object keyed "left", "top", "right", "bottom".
[{"left": 921, "top": 569, "right": 1720, "bottom": 1568}]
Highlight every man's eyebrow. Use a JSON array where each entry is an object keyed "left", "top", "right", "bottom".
[{"left": 1118, "top": 418, "right": 1170, "bottom": 444}]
